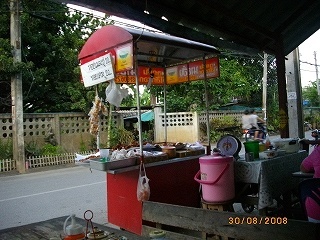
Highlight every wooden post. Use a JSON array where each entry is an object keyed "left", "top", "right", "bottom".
[{"left": 275, "top": 38, "right": 289, "bottom": 138}]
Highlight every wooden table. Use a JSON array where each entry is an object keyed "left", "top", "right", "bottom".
[{"left": 0, "top": 216, "right": 147, "bottom": 240}]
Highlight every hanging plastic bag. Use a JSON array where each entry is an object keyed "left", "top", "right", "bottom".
[
  {"left": 105, "top": 79, "right": 129, "bottom": 107},
  {"left": 137, "top": 162, "right": 150, "bottom": 202}
]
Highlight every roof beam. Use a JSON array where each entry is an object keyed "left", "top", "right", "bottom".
[
  {"left": 140, "top": 0, "right": 266, "bottom": 52},
  {"left": 275, "top": 0, "right": 318, "bottom": 34},
  {"left": 199, "top": 0, "right": 278, "bottom": 41},
  {"left": 61, "top": 0, "right": 261, "bottom": 55}
]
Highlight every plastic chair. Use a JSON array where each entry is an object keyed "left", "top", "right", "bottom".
[{"left": 298, "top": 178, "right": 320, "bottom": 220}]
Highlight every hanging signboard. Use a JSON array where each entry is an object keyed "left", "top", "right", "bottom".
[
  {"left": 115, "top": 67, "right": 165, "bottom": 85},
  {"left": 166, "top": 57, "right": 219, "bottom": 84},
  {"left": 114, "top": 57, "right": 219, "bottom": 85},
  {"left": 115, "top": 43, "right": 134, "bottom": 72},
  {"left": 80, "top": 52, "right": 115, "bottom": 87}
]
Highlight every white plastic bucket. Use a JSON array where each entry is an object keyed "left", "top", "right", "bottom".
[{"left": 194, "top": 153, "right": 235, "bottom": 202}]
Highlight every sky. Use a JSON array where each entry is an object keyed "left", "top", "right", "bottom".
[{"left": 298, "top": 29, "right": 320, "bottom": 87}]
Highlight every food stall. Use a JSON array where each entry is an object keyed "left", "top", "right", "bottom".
[{"left": 78, "top": 25, "right": 220, "bottom": 235}]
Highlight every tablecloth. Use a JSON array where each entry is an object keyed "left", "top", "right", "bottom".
[{"left": 234, "top": 150, "right": 308, "bottom": 209}]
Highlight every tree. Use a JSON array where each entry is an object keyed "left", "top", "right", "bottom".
[
  {"left": 0, "top": 0, "right": 111, "bottom": 113},
  {"left": 0, "top": 0, "right": 279, "bottom": 118},
  {"left": 149, "top": 54, "right": 278, "bottom": 113},
  {"left": 302, "top": 81, "right": 320, "bottom": 107}
]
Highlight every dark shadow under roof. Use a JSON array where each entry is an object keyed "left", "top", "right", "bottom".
[{"left": 53, "top": 0, "right": 320, "bottom": 57}]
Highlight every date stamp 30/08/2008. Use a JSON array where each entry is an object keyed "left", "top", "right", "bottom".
[{"left": 228, "top": 217, "right": 288, "bottom": 225}]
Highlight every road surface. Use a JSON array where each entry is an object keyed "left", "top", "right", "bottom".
[{"left": 0, "top": 166, "right": 107, "bottom": 230}]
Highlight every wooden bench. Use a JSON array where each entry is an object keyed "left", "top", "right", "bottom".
[{"left": 142, "top": 201, "right": 320, "bottom": 240}]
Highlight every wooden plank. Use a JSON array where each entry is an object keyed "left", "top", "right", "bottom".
[
  {"left": 143, "top": 225, "right": 201, "bottom": 240},
  {"left": 142, "top": 201, "right": 320, "bottom": 240}
]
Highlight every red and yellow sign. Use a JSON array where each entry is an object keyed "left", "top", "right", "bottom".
[
  {"left": 115, "top": 66, "right": 164, "bottom": 85},
  {"left": 115, "top": 57, "right": 219, "bottom": 85},
  {"left": 166, "top": 57, "right": 220, "bottom": 84},
  {"left": 115, "top": 43, "right": 133, "bottom": 72}
]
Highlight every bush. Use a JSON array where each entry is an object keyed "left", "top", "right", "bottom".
[
  {"left": 41, "top": 143, "right": 64, "bottom": 156},
  {"left": 108, "top": 126, "right": 135, "bottom": 148},
  {"left": 25, "top": 140, "right": 42, "bottom": 157},
  {"left": 0, "top": 139, "right": 13, "bottom": 159},
  {"left": 214, "top": 117, "right": 241, "bottom": 141},
  {"left": 25, "top": 140, "right": 64, "bottom": 157}
]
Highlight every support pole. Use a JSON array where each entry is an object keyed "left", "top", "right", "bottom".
[
  {"left": 276, "top": 38, "right": 289, "bottom": 138},
  {"left": 286, "top": 48, "right": 304, "bottom": 138},
  {"left": 163, "top": 70, "right": 167, "bottom": 143},
  {"left": 314, "top": 51, "right": 319, "bottom": 96},
  {"left": 10, "top": 0, "right": 25, "bottom": 173},
  {"left": 203, "top": 56, "right": 211, "bottom": 151},
  {"left": 262, "top": 52, "right": 268, "bottom": 125},
  {"left": 134, "top": 43, "right": 143, "bottom": 154}
]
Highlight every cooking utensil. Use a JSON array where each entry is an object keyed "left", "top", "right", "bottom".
[{"left": 161, "top": 146, "right": 176, "bottom": 159}]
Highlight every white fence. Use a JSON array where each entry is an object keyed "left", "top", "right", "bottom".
[
  {"left": 0, "top": 109, "right": 255, "bottom": 172},
  {"left": 0, "top": 151, "right": 94, "bottom": 172}
]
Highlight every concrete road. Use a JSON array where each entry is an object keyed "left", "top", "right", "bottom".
[{"left": 0, "top": 166, "right": 107, "bottom": 230}]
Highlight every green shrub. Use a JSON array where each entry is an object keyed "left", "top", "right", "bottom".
[
  {"left": 25, "top": 140, "right": 42, "bottom": 157},
  {"left": 108, "top": 126, "right": 135, "bottom": 148},
  {"left": 0, "top": 139, "right": 13, "bottom": 159},
  {"left": 41, "top": 143, "right": 64, "bottom": 156},
  {"left": 25, "top": 140, "right": 65, "bottom": 157}
]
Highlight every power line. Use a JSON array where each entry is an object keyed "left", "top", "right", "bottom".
[
  {"left": 300, "top": 69, "right": 316, "bottom": 72},
  {"left": 300, "top": 60, "right": 320, "bottom": 67}
]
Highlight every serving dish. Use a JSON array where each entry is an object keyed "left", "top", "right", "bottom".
[{"left": 259, "top": 149, "right": 278, "bottom": 159}]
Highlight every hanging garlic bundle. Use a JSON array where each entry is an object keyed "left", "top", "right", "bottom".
[{"left": 88, "top": 95, "right": 107, "bottom": 135}]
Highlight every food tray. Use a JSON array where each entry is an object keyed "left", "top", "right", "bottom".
[
  {"left": 144, "top": 152, "right": 168, "bottom": 163},
  {"left": 89, "top": 157, "right": 137, "bottom": 171},
  {"left": 176, "top": 150, "right": 192, "bottom": 158}
]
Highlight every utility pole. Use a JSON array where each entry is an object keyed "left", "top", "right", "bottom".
[
  {"left": 10, "top": 0, "right": 25, "bottom": 173},
  {"left": 262, "top": 52, "right": 268, "bottom": 124},
  {"left": 314, "top": 51, "right": 319, "bottom": 96},
  {"left": 286, "top": 48, "right": 304, "bottom": 138}
]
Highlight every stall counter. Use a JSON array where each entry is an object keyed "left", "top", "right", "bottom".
[{"left": 106, "top": 155, "right": 204, "bottom": 235}]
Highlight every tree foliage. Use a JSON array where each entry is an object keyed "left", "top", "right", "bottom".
[
  {"left": 0, "top": 0, "right": 279, "bottom": 118},
  {"left": 302, "top": 81, "right": 320, "bottom": 107},
  {"left": 150, "top": 54, "right": 278, "bottom": 113},
  {"left": 0, "top": 0, "right": 111, "bottom": 113}
]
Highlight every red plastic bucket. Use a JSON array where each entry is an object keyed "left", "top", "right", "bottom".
[{"left": 194, "top": 152, "right": 235, "bottom": 202}]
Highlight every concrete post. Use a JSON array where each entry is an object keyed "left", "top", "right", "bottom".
[
  {"left": 286, "top": 48, "right": 304, "bottom": 138},
  {"left": 10, "top": 0, "right": 25, "bottom": 173}
]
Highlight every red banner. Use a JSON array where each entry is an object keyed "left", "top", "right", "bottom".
[{"left": 115, "top": 57, "right": 219, "bottom": 85}]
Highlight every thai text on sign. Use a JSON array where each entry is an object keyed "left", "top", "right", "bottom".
[
  {"left": 80, "top": 53, "right": 115, "bottom": 87},
  {"left": 115, "top": 57, "right": 219, "bottom": 85}
]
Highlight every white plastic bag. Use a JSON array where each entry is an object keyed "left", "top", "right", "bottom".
[
  {"left": 137, "top": 162, "right": 150, "bottom": 202},
  {"left": 105, "top": 79, "right": 129, "bottom": 107}
]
